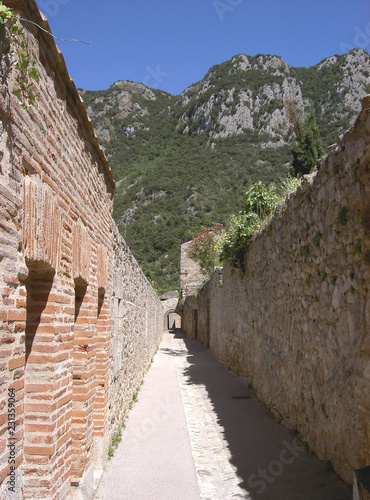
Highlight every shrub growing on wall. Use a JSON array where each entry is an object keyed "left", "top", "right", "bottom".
[
  {"left": 186, "top": 222, "right": 225, "bottom": 277},
  {"left": 0, "top": 1, "right": 39, "bottom": 107},
  {"left": 219, "top": 179, "right": 300, "bottom": 270},
  {"left": 243, "top": 181, "right": 281, "bottom": 219},
  {"left": 219, "top": 212, "right": 261, "bottom": 270}
]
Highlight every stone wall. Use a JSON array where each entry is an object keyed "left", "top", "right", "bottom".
[
  {"left": 180, "top": 240, "right": 207, "bottom": 298},
  {"left": 183, "top": 96, "right": 370, "bottom": 484},
  {"left": 107, "top": 226, "right": 162, "bottom": 458},
  {"left": 0, "top": 1, "right": 163, "bottom": 498},
  {"left": 160, "top": 292, "right": 182, "bottom": 330}
]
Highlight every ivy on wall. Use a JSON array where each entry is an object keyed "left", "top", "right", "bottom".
[{"left": 0, "top": 1, "right": 39, "bottom": 108}]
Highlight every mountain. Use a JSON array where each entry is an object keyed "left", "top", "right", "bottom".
[{"left": 80, "top": 49, "right": 370, "bottom": 293}]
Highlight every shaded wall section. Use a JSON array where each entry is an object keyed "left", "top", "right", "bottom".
[{"left": 183, "top": 96, "right": 370, "bottom": 484}]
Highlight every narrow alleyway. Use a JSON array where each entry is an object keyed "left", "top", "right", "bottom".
[{"left": 94, "top": 331, "right": 351, "bottom": 500}]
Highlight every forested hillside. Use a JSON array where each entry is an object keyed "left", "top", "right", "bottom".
[{"left": 81, "top": 49, "right": 370, "bottom": 293}]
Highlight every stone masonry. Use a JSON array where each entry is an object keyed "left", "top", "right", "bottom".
[
  {"left": 180, "top": 240, "right": 207, "bottom": 299},
  {"left": 107, "top": 226, "right": 162, "bottom": 469},
  {"left": 0, "top": 1, "right": 163, "bottom": 498},
  {"left": 182, "top": 96, "right": 370, "bottom": 485}
]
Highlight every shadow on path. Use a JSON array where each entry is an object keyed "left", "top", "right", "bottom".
[{"left": 168, "top": 330, "right": 351, "bottom": 500}]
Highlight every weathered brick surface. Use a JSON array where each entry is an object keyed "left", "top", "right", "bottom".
[
  {"left": 183, "top": 96, "right": 370, "bottom": 484},
  {"left": 0, "top": 1, "right": 163, "bottom": 498}
]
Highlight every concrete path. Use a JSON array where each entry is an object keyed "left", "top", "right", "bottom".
[{"left": 94, "top": 331, "right": 351, "bottom": 500}]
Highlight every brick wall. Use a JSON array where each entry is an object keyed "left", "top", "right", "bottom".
[
  {"left": 182, "top": 96, "right": 370, "bottom": 484},
  {"left": 0, "top": 1, "right": 163, "bottom": 498}
]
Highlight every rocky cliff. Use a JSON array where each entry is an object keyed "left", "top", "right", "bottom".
[{"left": 81, "top": 49, "right": 370, "bottom": 292}]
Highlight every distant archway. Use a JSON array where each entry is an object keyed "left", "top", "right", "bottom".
[
  {"left": 164, "top": 309, "right": 181, "bottom": 331},
  {"left": 160, "top": 292, "right": 181, "bottom": 332}
]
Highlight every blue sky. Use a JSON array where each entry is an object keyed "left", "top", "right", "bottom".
[{"left": 35, "top": 0, "right": 369, "bottom": 95}]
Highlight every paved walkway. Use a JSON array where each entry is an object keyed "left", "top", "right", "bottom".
[{"left": 94, "top": 331, "right": 351, "bottom": 500}]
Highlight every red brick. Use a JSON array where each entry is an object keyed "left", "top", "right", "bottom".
[
  {"left": 56, "top": 429, "right": 72, "bottom": 451},
  {"left": 25, "top": 401, "right": 57, "bottom": 413},
  {"left": 7, "top": 310, "right": 26, "bottom": 322},
  {"left": 27, "top": 353, "right": 55, "bottom": 364},
  {"left": 26, "top": 383, "right": 54, "bottom": 393},
  {"left": 8, "top": 355, "right": 25, "bottom": 371},
  {"left": 25, "top": 422, "right": 57, "bottom": 433},
  {"left": 16, "top": 298, "right": 27, "bottom": 308},
  {"left": 24, "top": 444, "right": 56, "bottom": 457}
]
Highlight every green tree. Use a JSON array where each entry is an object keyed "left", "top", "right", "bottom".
[{"left": 292, "top": 109, "right": 323, "bottom": 176}]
